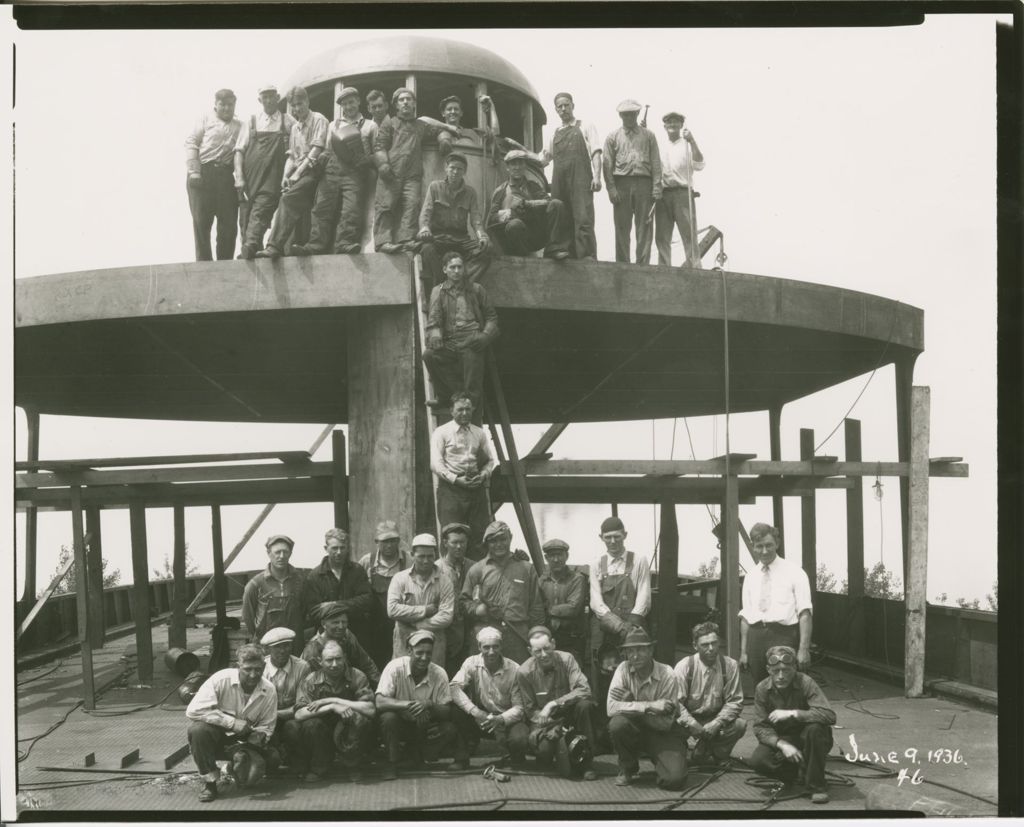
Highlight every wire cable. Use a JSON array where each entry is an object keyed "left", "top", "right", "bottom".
[
  {"left": 16, "top": 660, "right": 66, "bottom": 687},
  {"left": 17, "top": 701, "right": 83, "bottom": 762}
]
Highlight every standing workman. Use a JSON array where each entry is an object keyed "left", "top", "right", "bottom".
[
  {"left": 438, "top": 523, "right": 473, "bottom": 676},
  {"left": 435, "top": 93, "right": 503, "bottom": 158},
  {"left": 589, "top": 516, "right": 652, "bottom": 655},
  {"left": 739, "top": 523, "right": 814, "bottom": 687},
  {"left": 387, "top": 533, "right": 455, "bottom": 665},
  {"left": 260, "top": 627, "right": 310, "bottom": 772},
  {"left": 486, "top": 150, "right": 570, "bottom": 260},
  {"left": 461, "top": 520, "right": 546, "bottom": 664},
  {"left": 602, "top": 99, "right": 662, "bottom": 264},
  {"left": 430, "top": 392, "right": 496, "bottom": 557},
  {"left": 241, "top": 534, "right": 307, "bottom": 655},
  {"left": 417, "top": 152, "right": 492, "bottom": 292},
  {"left": 291, "top": 86, "right": 377, "bottom": 257},
  {"left": 654, "top": 111, "right": 705, "bottom": 268},
  {"left": 537, "top": 539, "right": 588, "bottom": 668},
  {"left": 233, "top": 84, "right": 296, "bottom": 259},
  {"left": 185, "top": 88, "right": 242, "bottom": 262},
  {"left": 256, "top": 86, "right": 328, "bottom": 259},
  {"left": 304, "top": 527, "right": 373, "bottom": 648},
  {"left": 366, "top": 90, "right": 389, "bottom": 126},
  {"left": 357, "top": 519, "right": 409, "bottom": 670}
]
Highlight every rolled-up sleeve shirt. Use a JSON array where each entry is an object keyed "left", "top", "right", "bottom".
[
  {"left": 539, "top": 570, "right": 586, "bottom": 620},
  {"left": 450, "top": 654, "right": 525, "bottom": 724},
  {"left": 752, "top": 672, "right": 836, "bottom": 748},
  {"left": 185, "top": 112, "right": 242, "bottom": 174},
  {"left": 589, "top": 551, "right": 652, "bottom": 619},
  {"left": 374, "top": 115, "right": 441, "bottom": 179},
  {"left": 603, "top": 125, "right": 662, "bottom": 195},
  {"left": 661, "top": 135, "right": 705, "bottom": 189},
  {"left": 516, "top": 652, "right": 591, "bottom": 726},
  {"left": 544, "top": 119, "right": 601, "bottom": 162},
  {"left": 263, "top": 655, "right": 311, "bottom": 711},
  {"left": 420, "top": 180, "right": 480, "bottom": 238},
  {"left": 460, "top": 556, "right": 546, "bottom": 627},
  {"left": 387, "top": 565, "right": 455, "bottom": 633},
  {"left": 673, "top": 654, "right": 743, "bottom": 729},
  {"left": 186, "top": 668, "right": 278, "bottom": 739},
  {"left": 738, "top": 555, "right": 814, "bottom": 625},
  {"left": 607, "top": 660, "right": 679, "bottom": 731},
  {"left": 288, "top": 110, "right": 329, "bottom": 164},
  {"left": 376, "top": 657, "right": 452, "bottom": 704},
  {"left": 235, "top": 110, "right": 296, "bottom": 153},
  {"left": 430, "top": 419, "right": 496, "bottom": 484}
]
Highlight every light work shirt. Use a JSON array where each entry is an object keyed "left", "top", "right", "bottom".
[
  {"left": 738, "top": 555, "right": 813, "bottom": 625},
  {"left": 376, "top": 657, "right": 452, "bottom": 704},
  {"left": 607, "top": 660, "right": 679, "bottom": 731},
  {"left": 450, "top": 654, "right": 525, "bottom": 724},
  {"left": 589, "top": 551, "right": 652, "bottom": 619},
  {"left": 673, "top": 653, "right": 743, "bottom": 728},
  {"left": 185, "top": 111, "right": 242, "bottom": 173},
  {"left": 358, "top": 549, "right": 409, "bottom": 579},
  {"left": 263, "top": 654, "right": 311, "bottom": 710},
  {"left": 603, "top": 125, "right": 662, "bottom": 180},
  {"left": 387, "top": 566, "right": 455, "bottom": 634},
  {"left": 661, "top": 136, "right": 705, "bottom": 188},
  {"left": 288, "top": 110, "right": 329, "bottom": 163},
  {"left": 185, "top": 668, "right": 278, "bottom": 739},
  {"left": 431, "top": 419, "right": 496, "bottom": 484}
]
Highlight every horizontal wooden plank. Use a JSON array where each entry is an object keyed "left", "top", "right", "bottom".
[
  {"left": 15, "top": 450, "right": 311, "bottom": 471},
  {"left": 517, "top": 458, "right": 968, "bottom": 478},
  {"left": 17, "top": 460, "right": 334, "bottom": 488}
]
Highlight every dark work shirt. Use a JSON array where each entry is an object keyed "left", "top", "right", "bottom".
[
  {"left": 301, "top": 629, "right": 381, "bottom": 685},
  {"left": 426, "top": 281, "right": 499, "bottom": 349},
  {"left": 303, "top": 557, "right": 372, "bottom": 627},
  {"left": 538, "top": 569, "right": 586, "bottom": 622},
  {"left": 295, "top": 666, "right": 374, "bottom": 708},
  {"left": 460, "top": 554, "right": 546, "bottom": 628},
  {"left": 420, "top": 179, "right": 480, "bottom": 237},
  {"left": 486, "top": 178, "right": 548, "bottom": 230},
  {"left": 374, "top": 115, "right": 442, "bottom": 180},
  {"left": 752, "top": 672, "right": 837, "bottom": 748}
]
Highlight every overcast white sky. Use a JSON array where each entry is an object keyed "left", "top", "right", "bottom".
[{"left": 6, "top": 17, "right": 1000, "bottom": 605}]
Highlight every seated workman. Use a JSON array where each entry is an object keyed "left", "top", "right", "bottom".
[
  {"left": 747, "top": 645, "right": 837, "bottom": 804},
  {"left": 375, "top": 630, "right": 462, "bottom": 780},
  {"left": 673, "top": 621, "right": 747, "bottom": 766},
  {"left": 486, "top": 150, "right": 570, "bottom": 260},
  {"left": 292, "top": 639, "right": 377, "bottom": 783},
  {"left": 260, "top": 627, "right": 310, "bottom": 772},
  {"left": 301, "top": 603, "right": 380, "bottom": 685},
  {"left": 185, "top": 644, "right": 278, "bottom": 803},
  {"left": 516, "top": 626, "right": 598, "bottom": 780},
  {"left": 449, "top": 626, "right": 528, "bottom": 769},
  {"left": 606, "top": 628, "right": 687, "bottom": 790}
]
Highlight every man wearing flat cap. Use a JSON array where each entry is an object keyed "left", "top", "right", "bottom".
[
  {"left": 260, "top": 627, "right": 311, "bottom": 772},
  {"left": 256, "top": 86, "right": 328, "bottom": 259},
  {"left": 433, "top": 93, "right": 503, "bottom": 159},
  {"left": 293, "top": 638, "right": 377, "bottom": 782},
  {"left": 303, "top": 527, "right": 372, "bottom": 648},
  {"left": 449, "top": 627, "right": 529, "bottom": 769},
  {"left": 301, "top": 602, "right": 380, "bottom": 685},
  {"left": 242, "top": 534, "right": 307, "bottom": 655},
  {"left": 655, "top": 111, "right": 705, "bottom": 268},
  {"left": 602, "top": 99, "right": 663, "bottom": 264},
  {"left": 538, "top": 539, "right": 587, "bottom": 667},
  {"left": 185, "top": 88, "right": 242, "bottom": 261},
  {"left": 461, "top": 520, "right": 546, "bottom": 664},
  {"left": 486, "top": 150, "right": 570, "bottom": 260},
  {"left": 747, "top": 645, "right": 836, "bottom": 804},
  {"left": 607, "top": 628, "right": 688, "bottom": 789},
  {"left": 233, "top": 84, "right": 297, "bottom": 259},
  {"left": 516, "top": 626, "right": 598, "bottom": 779},
  {"left": 357, "top": 519, "right": 410, "bottom": 670},
  {"left": 439, "top": 523, "right": 473, "bottom": 675},
  {"left": 292, "top": 85, "right": 378, "bottom": 257},
  {"left": 387, "top": 534, "right": 455, "bottom": 665},
  {"left": 417, "top": 152, "right": 492, "bottom": 293},
  {"left": 590, "top": 516, "right": 652, "bottom": 655},
  {"left": 376, "top": 629, "right": 462, "bottom": 779}
]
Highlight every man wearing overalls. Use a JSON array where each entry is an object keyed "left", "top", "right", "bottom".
[
  {"left": 233, "top": 84, "right": 295, "bottom": 259},
  {"left": 356, "top": 520, "right": 409, "bottom": 671}
]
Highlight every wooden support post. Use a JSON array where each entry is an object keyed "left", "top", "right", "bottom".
[
  {"left": 768, "top": 405, "right": 785, "bottom": 551},
  {"left": 799, "top": 429, "right": 817, "bottom": 596},
  {"left": 169, "top": 504, "right": 187, "bottom": 650},
  {"left": 721, "top": 474, "right": 741, "bottom": 658},
  {"left": 521, "top": 99, "right": 535, "bottom": 151},
  {"left": 129, "top": 501, "right": 154, "bottom": 684},
  {"left": 85, "top": 505, "right": 105, "bottom": 648},
  {"left": 845, "top": 419, "right": 866, "bottom": 657},
  {"left": 119, "top": 748, "right": 141, "bottom": 769},
  {"left": 21, "top": 407, "right": 40, "bottom": 605},
  {"left": 610, "top": 503, "right": 619, "bottom": 518},
  {"left": 655, "top": 500, "right": 679, "bottom": 664},
  {"left": 894, "top": 355, "right": 918, "bottom": 582},
  {"left": 70, "top": 485, "right": 96, "bottom": 710},
  {"left": 404, "top": 74, "right": 417, "bottom": 97},
  {"left": 211, "top": 506, "right": 227, "bottom": 626},
  {"left": 475, "top": 81, "right": 488, "bottom": 133},
  {"left": 905, "top": 386, "right": 930, "bottom": 698},
  {"left": 331, "top": 430, "right": 349, "bottom": 530},
  {"left": 333, "top": 80, "right": 345, "bottom": 121}
]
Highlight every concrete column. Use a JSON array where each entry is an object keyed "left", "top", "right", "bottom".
[
  {"left": 844, "top": 419, "right": 866, "bottom": 657},
  {"left": 347, "top": 306, "right": 418, "bottom": 557},
  {"left": 768, "top": 405, "right": 785, "bottom": 550},
  {"left": 905, "top": 386, "right": 930, "bottom": 698}
]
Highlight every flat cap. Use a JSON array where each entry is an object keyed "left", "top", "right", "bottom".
[
  {"left": 542, "top": 538, "right": 570, "bottom": 554},
  {"left": 600, "top": 516, "right": 625, "bottom": 534},
  {"left": 445, "top": 152, "right": 469, "bottom": 168},
  {"left": 411, "top": 533, "right": 438, "bottom": 548},
  {"left": 257, "top": 83, "right": 279, "bottom": 95},
  {"left": 336, "top": 86, "right": 360, "bottom": 104},
  {"left": 407, "top": 629, "right": 435, "bottom": 647},
  {"left": 260, "top": 627, "right": 296, "bottom": 647},
  {"left": 504, "top": 149, "right": 531, "bottom": 163},
  {"left": 441, "top": 522, "right": 471, "bottom": 538},
  {"left": 662, "top": 111, "right": 686, "bottom": 123},
  {"left": 483, "top": 520, "right": 512, "bottom": 541},
  {"left": 440, "top": 95, "right": 462, "bottom": 110},
  {"left": 528, "top": 625, "right": 553, "bottom": 640},
  {"left": 215, "top": 88, "right": 237, "bottom": 102},
  {"left": 375, "top": 520, "right": 400, "bottom": 541},
  {"left": 317, "top": 602, "right": 348, "bottom": 623},
  {"left": 616, "top": 99, "right": 642, "bottom": 113},
  {"left": 265, "top": 534, "right": 294, "bottom": 549},
  {"left": 620, "top": 627, "right": 654, "bottom": 648}
]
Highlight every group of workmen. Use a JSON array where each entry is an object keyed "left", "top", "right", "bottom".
[
  {"left": 186, "top": 85, "right": 705, "bottom": 271},
  {"left": 185, "top": 516, "right": 838, "bottom": 805}
]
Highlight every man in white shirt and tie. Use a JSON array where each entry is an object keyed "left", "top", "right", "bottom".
[{"left": 738, "top": 523, "right": 813, "bottom": 686}]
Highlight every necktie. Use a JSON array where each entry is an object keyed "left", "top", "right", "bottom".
[{"left": 758, "top": 565, "right": 771, "bottom": 613}]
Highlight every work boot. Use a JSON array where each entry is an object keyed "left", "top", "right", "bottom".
[
  {"left": 237, "top": 244, "right": 256, "bottom": 260},
  {"left": 378, "top": 242, "right": 402, "bottom": 254},
  {"left": 614, "top": 770, "right": 633, "bottom": 786},
  {"left": 547, "top": 250, "right": 570, "bottom": 261},
  {"left": 582, "top": 769, "right": 598, "bottom": 781},
  {"left": 810, "top": 791, "right": 830, "bottom": 804},
  {"left": 302, "top": 771, "right": 323, "bottom": 783},
  {"left": 198, "top": 781, "right": 218, "bottom": 802},
  {"left": 290, "top": 243, "right": 313, "bottom": 257},
  {"left": 335, "top": 243, "right": 361, "bottom": 254},
  {"left": 255, "top": 246, "right": 282, "bottom": 259},
  {"left": 449, "top": 757, "right": 470, "bottom": 771}
]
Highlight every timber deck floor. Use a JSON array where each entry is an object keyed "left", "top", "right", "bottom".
[{"left": 13, "top": 620, "right": 998, "bottom": 817}]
